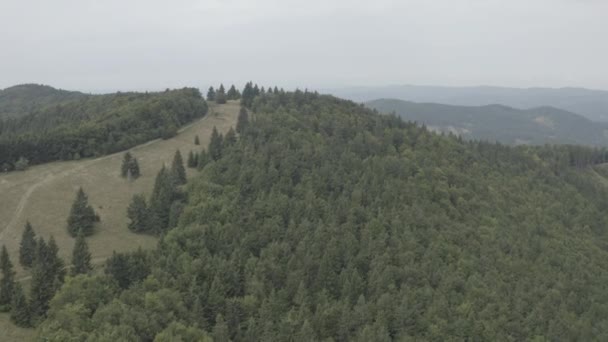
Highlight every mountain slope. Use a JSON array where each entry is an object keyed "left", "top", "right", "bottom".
[
  {"left": 38, "top": 91, "right": 608, "bottom": 341},
  {"left": 0, "top": 87, "right": 208, "bottom": 170},
  {"left": 329, "top": 85, "right": 608, "bottom": 121},
  {"left": 0, "top": 84, "right": 88, "bottom": 119},
  {"left": 367, "top": 98, "right": 608, "bottom": 146},
  {"left": 0, "top": 101, "right": 240, "bottom": 342}
]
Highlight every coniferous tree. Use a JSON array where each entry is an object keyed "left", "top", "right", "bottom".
[
  {"left": 216, "top": 84, "right": 227, "bottom": 104},
  {"left": 130, "top": 157, "right": 140, "bottom": 179},
  {"left": 71, "top": 233, "right": 92, "bottom": 275},
  {"left": 121, "top": 152, "right": 133, "bottom": 177},
  {"left": 171, "top": 149, "right": 187, "bottom": 185},
  {"left": 187, "top": 151, "right": 196, "bottom": 168},
  {"left": 194, "top": 135, "right": 201, "bottom": 145},
  {"left": 236, "top": 107, "right": 249, "bottom": 134},
  {"left": 127, "top": 194, "right": 152, "bottom": 233},
  {"left": 207, "top": 87, "right": 216, "bottom": 101},
  {"left": 241, "top": 82, "right": 254, "bottom": 108},
  {"left": 121, "top": 152, "right": 140, "bottom": 179},
  {"left": 0, "top": 245, "right": 16, "bottom": 312},
  {"left": 19, "top": 221, "right": 37, "bottom": 268},
  {"left": 29, "top": 236, "right": 64, "bottom": 323},
  {"left": 149, "top": 166, "right": 176, "bottom": 232},
  {"left": 67, "top": 187, "right": 98, "bottom": 237},
  {"left": 197, "top": 150, "right": 210, "bottom": 170},
  {"left": 48, "top": 236, "right": 66, "bottom": 283},
  {"left": 224, "top": 127, "right": 237, "bottom": 147},
  {"left": 208, "top": 127, "right": 224, "bottom": 161},
  {"left": 10, "top": 283, "right": 30, "bottom": 327},
  {"left": 227, "top": 85, "right": 240, "bottom": 100}
]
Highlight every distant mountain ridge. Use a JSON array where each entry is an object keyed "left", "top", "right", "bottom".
[
  {"left": 329, "top": 85, "right": 608, "bottom": 122},
  {"left": 0, "top": 84, "right": 88, "bottom": 119},
  {"left": 366, "top": 98, "right": 608, "bottom": 146}
]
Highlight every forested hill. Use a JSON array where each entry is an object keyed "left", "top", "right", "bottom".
[
  {"left": 329, "top": 85, "right": 608, "bottom": 122},
  {"left": 38, "top": 90, "right": 608, "bottom": 340},
  {"left": 0, "top": 84, "right": 88, "bottom": 119},
  {"left": 366, "top": 98, "right": 608, "bottom": 146},
  {"left": 0, "top": 87, "right": 207, "bottom": 170}
]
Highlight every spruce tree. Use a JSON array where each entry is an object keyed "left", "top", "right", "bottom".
[
  {"left": 236, "top": 107, "right": 249, "bottom": 133},
  {"left": 241, "top": 82, "right": 254, "bottom": 108},
  {"left": 208, "top": 127, "right": 224, "bottom": 161},
  {"left": 10, "top": 283, "right": 30, "bottom": 327},
  {"left": 127, "top": 194, "right": 151, "bottom": 233},
  {"left": 150, "top": 166, "right": 176, "bottom": 232},
  {"left": 194, "top": 135, "right": 201, "bottom": 145},
  {"left": 207, "top": 87, "right": 216, "bottom": 101},
  {"left": 71, "top": 233, "right": 92, "bottom": 275},
  {"left": 67, "top": 187, "right": 98, "bottom": 237},
  {"left": 197, "top": 150, "right": 210, "bottom": 170},
  {"left": 170, "top": 150, "right": 187, "bottom": 185},
  {"left": 29, "top": 236, "right": 64, "bottom": 322},
  {"left": 121, "top": 152, "right": 133, "bottom": 177},
  {"left": 216, "top": 84, "right": 227, "bottom": 104},
  {"left": 129, "top": 157, "right": 140, "bottom": 179},
  {"left": 48, "top": 236, "right": 66, "bottom": 284},
  {"left": 19, "top": 221, "right": 37, "bottom": 268},
  {"left": 224, "top": 127, "right": 237, "bottom": 147},
  {"left": 227, "top": 85, "right": 240, "bottom": 100},
  {"left": 187, "top": 151, "right": 196, "bottom": 168},
  {"left": 0, "top": 245, "right": 16, "bottom": 312},
  {"left": 121, "top": 152, "right": 140, "bottom": 179}
]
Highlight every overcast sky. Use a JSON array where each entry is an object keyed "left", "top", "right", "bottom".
[{"left": 1, "top": 0, "right": 607, "bottom": 92}]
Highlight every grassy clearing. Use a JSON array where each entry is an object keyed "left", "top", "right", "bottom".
[{"left": 0, "top": 101, "right": 239, "bottom": 341}]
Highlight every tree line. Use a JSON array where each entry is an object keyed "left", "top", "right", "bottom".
[{"left": 0, "top": 88, "right": 207, "bottom": 171}]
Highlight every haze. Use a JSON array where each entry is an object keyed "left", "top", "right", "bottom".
[{"left": 1, "top": 0, "right": 607, "bottom": 92}]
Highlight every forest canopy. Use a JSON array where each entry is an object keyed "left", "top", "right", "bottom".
[{"left": 36, "top": 89, "right": 608, "bottom": 340}]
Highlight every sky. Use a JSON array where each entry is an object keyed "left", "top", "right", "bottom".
[{"left": 1, "top": 0, "right": 607, "bottom": 92}]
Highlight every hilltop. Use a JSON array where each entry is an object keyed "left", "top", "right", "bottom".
[
  {"left": 0, "top": 84, "right": 88, "bottom": 119},
  {"left": 366, "top": 98, "right": 608, "bottom": 146}
]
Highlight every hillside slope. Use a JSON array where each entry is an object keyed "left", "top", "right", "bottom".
[
  {"left": 329, "top": 85, "right": 608, "bottom": 121},
  {"left": 0, "top": 101, "right": 239, "bottom": 341},
  {"left": 38, "top": 92, "right": 608, "bottom": 341},
  {"left": 0, "top": 84, "right": 87, "bottom": 119},
  {"left": 367, "top": 98, "right": 608, "bottom": 146},
  {"left": 0, "top": 86, "right": 208, "bottom": 170}
]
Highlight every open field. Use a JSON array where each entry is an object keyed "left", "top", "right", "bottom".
[{"left": 0, "top": 101, "right": 238, "bottom": 341}]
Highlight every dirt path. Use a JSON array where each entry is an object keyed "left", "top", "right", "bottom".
[{"left": 0, "top": 115, "right": 211, "bottom": 242}]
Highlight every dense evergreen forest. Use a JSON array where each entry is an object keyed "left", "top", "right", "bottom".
[
  {"left": 11, "top": 88, "right": 605, "bottom": 340},
  {"left": 0, "top": 87, "right": 207, "bottom": 171}
]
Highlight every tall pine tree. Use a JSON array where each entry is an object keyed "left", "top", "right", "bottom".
[
  {"left": 71, "top": 233, "right": 92, "bottom": 275},
  {"left": 127, "top": 194, "right": 153, "bottom": 233},
  {"left": 0, "top": 245, "right": 16, "bottom": 312},
  {"left": 236, "top": 107, "right": 249, "bottom": 133},
  {"left": 121, "top": 152, "right": 141, "bottom": 179},
  {"left": 216, "top": 84, "right": 227, "bottom": 104},
  {"left": 19, "top": 221, "right": 37, "bottom": 268},
  {"left": 207, "top": 87, "right": 216, "bottom": 101},
  {"left": 67, "top": 187, "right": 98, "bottom": 237},
  {"left": 149, "top": 166, "right": 176, "bottom": 232},
  {"left": 208, "top": 127, "right": 224, "bottom": 161},
  {"left": 29, "top": 236, "right": 65, "bottom": 323},
  {"left": 187, "top": 151, "right": 196, "bottom": 168},
  {"left": 10, "top": 283, "right": 30, "bottom": 327},
  {"left": 170, "top": 150, "right": 187, "bottom": 185}
]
